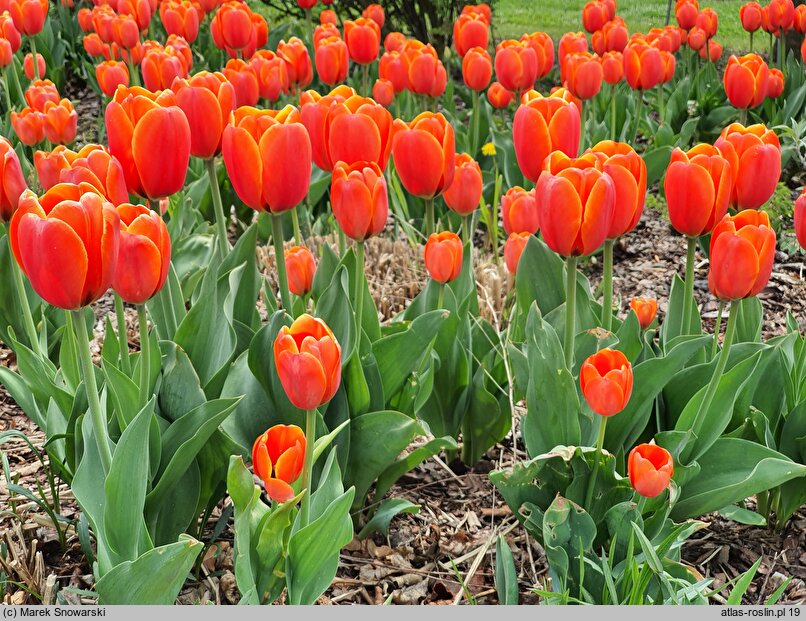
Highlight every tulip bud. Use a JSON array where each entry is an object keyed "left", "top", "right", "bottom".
[
  {"left": 741, "top": 2, "right": 763, "bottom": 32},
  {"left": 96, "top": 61, "right": 130, "bottom": 98},
  {"left": 11, "top": 107, "right": 45, "bottom": 146},
  {"left": 43, "top": 99, "right": 78, "bottom": 145},
  {"left": 315, "top": 36, "right": 350, "bottom": 86},
  {"left": 424, "top": 231, "right": 463, "bottom": 284},
  {"left": 504, "top": 232, "right": 530, "bottom": 275},
  {"left": 675, "top": 0, "right": 698, "bottom": 30},
  {"left": 23, "top": 53, "right": 45, "bottom": 80},
  {"left": 285, "top": 246, "right": 316, "bottom": 297},
  {"left": 462, "top": 46, "right": 492, "bottom": 91},
  {"left": 344, "top": 17, "right": 380, "bottom": 65},
  {"left": 443, "top": 153, "right": 482, "bottom": 217},
  {"left": 767, "top": 68, "right": 784, "bottom": 99},
  {"left": 521, "top": 31, "right": 555, "bottom": 79},
  {"left": 629, "top": 297, "right": 658, "bottom": 329},
  {"left": 501, "top": 186, "right": 538, "bottom": 236},
  {"left": 278, "top": 37, "right": 313, "bottom": 90},
  {"left": 372, "top": 78, "right": 394, "bottom": 107},
  {"left": 252, "top": 425, "right": 306, "bottom": 502},
  {"left": 628, "top": 443, "right": 674, "bottom": 498},
  {"left": 494, "top": 39, "right": 538, "bottom": 93},
  {"left": 714, "top": 122, "right": 781, "bottom": 210},
  {"left": 392, "top": 111, "right": 455, "bottom": 199},
  {"left": 580, "top": 348, "right": 633, "bottom": 416},
  {"left": 362, "top": 3, "right": 384, "bottom": 28},
  {"left": 331, "top": 161, "right": 388, "bottom": 241},
  {"left": 487, "top": 81, "right": 514, "bottom": 108},
  {"left": 453, "top": 12, "right": 488, "bottom": 57},
  {"left": 113, "top": 203, "right": 171, "bottom": 304}
]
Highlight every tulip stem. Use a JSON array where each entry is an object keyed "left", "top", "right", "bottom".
[
  {"left": 137, "top": 304, "right": 150, "bottom": 409},
  {"left": 470, "top": 89, "right": 480, "bottom": 156},
  {"left": 694, "top": 300, "right": 739, "bottom": 431},
  {"left": 206, "top": 159, "right": 229, "bottom": 257},
  {"left": 299, "top": 408, "right": 316, "bottom": 527},
  {"left": 609, "top": 84, "right": 617, "bottom": 141},
  {"left": 6, "top": 234, "right": 42, "bottom": 358},
  {"left": 8, "top": 59, "right": 24, "bottom": 108},
  {"left": 436, "top": 283, "right": 445, "bottom": 310},
  {"left": 291, "top": 208, "right": 303, "bottom": 246},
  {"left": 749, "top": 31, "right": 754, "bottom": 54},
  {"left": 602, "top": 239, "right": 614, "bottom": 332},
  {"left": 30, "top": 38, "right": 40, "bottom": 81},
  {"left": 115, "top": 294, "right": 131, "bottom": 376},
  {"left": 126, "top": 58, "right": 140, "bottom": 88},
  {"left": 779, "top": 28, "right": 785, "bottom": 71},
  {"left": 657, "top": 86, "right": 665, "bottom": 126},
  {"left": 354, "top": 240, "right": 365, "bottom": 353},
  {"left": 424, "top": 198, "right": 435, "bottom": 236},
  {"left": 711, "top": 300, "right": 725, "bottom": 359},
  {"left": 681, "top": 236, "right": 697, "bottom": 335},
  {"left": 462, "top": 214, "right": 471, "bottom": 247},
  {"left": 584, "top": 417, "right": 608, "bottom": 511},
  {"left": 739, "top": 107, "right": 748, "bottom": 125},
  {"left": 630, "top": 89, "right": 643, "bottom": 145},
  {"left": 564, "top": 255, "right": 578, "bottom": 370},
  {"left": 2, "top": 70, "right": 12, "bottom": 114},
  {"left": 361, "top": 63, "right": 370, "bottom": 97},
  {"left": 271, "top": 213, "right": 293, "bottom": 312},
  {"left": 71, "top": 310, "right": 113, "bottom": 475}
]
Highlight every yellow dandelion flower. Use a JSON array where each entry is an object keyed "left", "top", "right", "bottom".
[{"left": 481, "top": 142, "right": 496, "bottom": 156}]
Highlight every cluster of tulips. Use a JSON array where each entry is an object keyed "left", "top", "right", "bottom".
[{"left": 739, "top": 0, "right": 806, "bottom": 63}]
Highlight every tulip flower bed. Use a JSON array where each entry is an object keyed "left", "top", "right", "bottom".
[{"left": 3, "top": 0, "right": 806, "bottom": 608}]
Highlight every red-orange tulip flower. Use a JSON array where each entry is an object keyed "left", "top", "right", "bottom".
[
  {"left": 424, "top": 231, "right": 463, "bottom": 284},
  {"left": 795, "top": 190, "right": 806, "bottom": 250},
  {"left": 11, "top": 108, "right": 44, "bottom": 146},
  {"left": 795, "top": 4, "right": 806, "bottom": 33},
  {"left": 404, "top": 42, "right": 447, "bottom": 97},
  {"left": 96, "top": 61, "right": 130, "bottom": 98},
  {"left": 315, "top": 36, "right": 349, "bottom": 86},
  {"left": 172, "top": 71, "right": 236, "bottom": 160},
  {"left": 112, "top": 14, "right": 139, "bottom": 50},
  {"left": 278, "top": 37, "right": 313, "bottom": 90},
  {"left": 723, "top": 53, "right": 769, "bottom": 109},
  {"left": 249, "top": 50, "right": 290, "bottom": 102},
  {"left": 462, "top": 46, "right": 492, "bottom": 91},
  {"left": 580, "top": 348, "right": 633, "bottom": 416},
  {"left": 696, "top": 7, "right": 718, "bottom": 38},
  {"left": 501, "top": 186, "right": 538, "bottom": 235},
  {"left": 741, "top": 2, "right": 763, "bottom": 32},
  {"left": 630, "top": 297, "right": 658, "bottom": 329},
  {"left": 296, "top": 0, "right": 316, "bottom": 8},
  {"left": 10, "top": 186, "right": 120, "bottom": 309},
  {"left": 592, "top": 19, "right": 628, "bottom": 55},
  {"left": 105, "top": 86, "right": 191, "bottom": 199},
  {"left": 589, "top": 140, "right": 646, "bottom": 239},
  {"left": 42, "top": 99, "right": 77, "bottom": 145},
  {"left": 362, "top": 3, "right": 384, "bottom": 27},
  {"left": 117, "top": 0, "right": 153, "bottom": 32},
  {"left": 769, "top": 0, "right": 795, "bottom": 31},
  {"left": 320, "top": 9, "right": 337, "bottom": 26},
  {"left": 558, "top": 32, "right": 588, "bottom": 81},
  {"left": 709, "top": 209, "right": 775, "bottom": 300},
  {"left": 535, "top": 163, "right": 615, "bottom": 257},
  {"left": 582, "top": 0, "right": 609, "bottom": 33},
  {"left": 768, "top": 68, "right": 784, "bottom": 98},
  {"left": 628, "top": 443, "right": 673, "bottom": 498},
  {"left": 222, "top": 105, "right": 311, "bottom": 213},
  {"left": 211, "top": 1, "right": 253, "bottom": 52},
  {"left": 495, "top": 39, "right": 537, "bottom": 94},
  {"left": 0, "top": 13, "right": 21, "bottom": 53},
  {"left": 762, "top": 6, "right": 778, "bottom": 34},
  {"left": 379, "top": 50, "right": 407, "bottom": 92},
  {"left": 521, "top": 31, "right": 555, "bottom": 79},
  {"left": 252, "top": 425, "right": 305, "bottom": 502},
  {"left": 675, "top": 0, "right": 699, "bottom": 30},
  {"left": 487, "top": 81, "right": 514, "bottom": 108},
  {"left": 462, "top": 3, "right": 491, "bottom": 23},
  {"left": 8, "top": 0, "right": 47, "bottom": 35},
  {"left": 285, "top": 246, "right": 316, "bottom": 297},
  {"left": 0, "top": 137, "right": 27, "bottom": 222},
  {"left": 686, "top": 26, "right": 707, "bottom": 51},
  {"left": 513, "top": 91, "right": 581, "bottom": 183},
  {"left": 623, "top": 40, "right": 663, "bottom": 90},
  {"left": 372, "top": 78, "right": 394, "bottom": 107},
  {"left": 384, "top": 31, "right": 406, "bottom": 52},
  {"left": 563, "top": 52, "right": 603, "bottom": 100},
  {"left": 664, "top": 145, "right": 732, "bottom": 237},
  {"left": 699, "top": 39, "right": 722, "bottom": 62},
  {"left": 160, "top": 0, "right": 201, "bottom": 43},
  {"left": 23, "top": 53, "right": 45, "bottom": 80},
  {"left": 504, "top": 231, "right": 530, "bottom": 275},
  {"left": 601, "top": 51, "right": 623, "bottom": 84},
  {"left": 222, "top": 58, "right": 259, "bottom": 107},
  {"left": 25, "top": 79, "right": 58, "bottom": 111},
  {"left": 331, "top": 160, "right": 387, "bottom": 241},
  {"left": 443, "top": 153, "right": 482, "bottom": 216},
  {"left": 391, "top": 111, "right": 455, "bottom": 199},
  {"left": 0, "top": 39, "right": 12, "bottom": 68},
  {"left": 113, "top": 203, "right": 170, "bottom": 304},
  {"left": 273, "top": 314, "right": 342, "bottom": 411},
  {"left": 714, "top": 122, "right": 781, "bottom": 210},
  {"left": 141, "top": 47, "right": 188, "bottom": 92},
  {"left": 36, "top": 144, "right": 128, "bottom": 205},
  {"left": 453, "top": 11, "right": 488, "bottom": 57},
  {"left": 344, "top": 17, "right": 380, "bottom": 65}
]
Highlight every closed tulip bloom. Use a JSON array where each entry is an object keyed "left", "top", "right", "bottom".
[
  {"left": 767, "top": 68, "right": 784, "bottom": 98},
  {"left": 344, "top": 17, "right": 380, "bottom": 64},
  {"left": 501, "top": 186, "right": 538, "bottom": 235},
  {"left": 443, "top": 153, "right": 482, "bottom": 217},
  {"left": 536, "top": 164, "right": 615, "bottom": 257},
  {"left": 249, "top": 50, "right": 290, "bottom": 102},
  {"left": 34, "top": 146, "right": 71, "bottom": 190},
  {"left": 23, "top": 53, "right": 45, "bottom": 80},
  {"left": 723, "top": 53, "right": 769, "bottom": 109},
  {"left": 494, "top": 39, "right": 538, "bottom": 93},
  {"left": 699, "top": 39, "right": 722, "bottom": 61},
  {"left": 762, "top": 6, "right": 779, "bottom": 35},
  {"left": 222, "top": 105, "right": 311, "bottom": 213},
  {"left": 580, "top": 348, "right": 633, "bottom": 416},
  {"left": 741, "top": 2, "right": 763, "bottom": 32},
  {"left": 315, "top": 36, "right": 349, "bottom": 85},
  {"left": 453, "top": 11, "right": 488, "bottom": 57},
  {"left": 564, "top": 52, "right": 603, "bottom": 100},
  {"left": 106, "top": 86, "right": 191, "bottom": 199},
  {"left": 0, "top": 137, "right": 27, "bottom": 222},
  {"left": 0, "top": 39, "right": 12, "bottom": 68},
  {"left": 558, "top": 32, "right": 588, "bottom": 81},
  {"left": 521, "top": 32, "right": 555, "bottom": 79},
  {"left": 601, "top": 51, "right": 623, "bottom": 84},
  {"left": 795, "top": 190, "right": 806, "bottom": 250},
  {"left": 795, "top": 4, "right": 806, "bottom": 33},
  {"left": 296, "top": 0, "right": 316, "bottom": 8},
  {"left": 362, "top": 3, "right": 384, "bottom": 27},
  {"left": 513, "top": 92, "right": 581, "bottom": 183},
  {"left": 372, "top": 78, "right": 394, "bottom": 107},
  {"left": 172, "top": 71, "right": 236, "bottom": 160},
  {"left": 629, "top": 297, "right": 658, "bottom": 328},
  {"left": 487, "top": 81, "right": 514, "bottom": 108},
  {"left": 379, "top": 50, "right": 407, "bottom": 92},
  {"left": 504, "top": 231, "right": 530, "bottom": 275},
  {"left": 160, "top": 0, "right": 201, "bottom": 43},
  {"left": 113, "top": 203, "right": 170, "bottom": 304},
  {"left": 252, "top": 425, "right": 305, "bottom": 502},
  {"left": 0, "top": 13, "right": 21, "bottom": 53},
  {"left": 384, "top": 31, "right": 406, "bottom": 52},
  {"left": 298, "top": 85, "right": 351, "bottom": 171},
  {"left": 112, "top": 14, "right": 139, "bottom": 50},
  {"left": 628, "top": 443, "right": 673, "bottom": 498},
  {"left": 462, "top": 3, "right": 491, "bottom": 23},
  {"left": 141, "top": 48, "right": 188, "bottom": 92},
  {"left": 8, "top": 0, "right": 47, "bottom": 35},
  {"left": 623, "top": 41, "right": 663, "bottom": 90},
  {"left": 222, "top": 58, "right": 259, "bottom": 107},
  {"left": 211, "top": 1, "right": 253, "bottom": 51},
  {"left": 424, "top": 231, "right": 463, "bottom": 283},
  {"left": 687, "top": 26, "right": 707, "bottom": 51},
  {"left": 714, "top": 122, "right": 781, "bottom": 210},
  {"left": 273, "top": 314, "right": 342, "bottom": 411},
  {"left": 405, "top": 43, "right": 447, "bottom": 97},
  {"left": 696, "top": 7, "right": 718, "bottom": 38},
  {"left": 83, "top": 34, "right": 109, "bottom": 59},
  {"left": 25, "top": 79, "right": 59, "bottom": 111},
  {"left": 117, "top": 0, "right": 152, "bottom": 32},
  {"left": 285, "top": 246, "right": 316, "bottom": 297},
  {"left": 462, "top": 46, "right": 492, "bottom": 91},
  {"left": 318, "top": 92, "right": 393, "bottom": 171},
  {"left": 96, "top": 61, "right": 130, "bottom": 98},
  {"left": 392, "top": 111, "right": 455, "bottom": 199},
  {"left": 43, "top": 99, "right": 77, "bottom": 145},
  {"left": 769, "top": 0, "right": 795, "bottom": 31},
  {"left": 675, "top": 0, "right": 699, "bottom": 30},
  {"left": 278, "top": 37, "right": 313, "bottom": 90},
  {"left": 10, "top": 186, "right": 120, "bottom": 309},
  {"left": 582, "top": 0, "right": 609, "bottom": 33},
  {"left": 320, "top": 9, "right": 337, "bottom": 25},
  {"left": 592, "top": 19, "right": 628, "bottom": 55},
  {"left": 708, "top": 209, "right": 775, "bottom": 300},
  {"left": 664, "top": 145, "right": 732, "bottom": 237},
  {"left": 11, "top": 108, "right": 44, "bottom": 146},
  {"left": 313, "top": 23, "right": 341, "bottom": 48},
  {"left": 589, "top": 140, "right": 646, "bottom": 238},
  {"left": 331, "top": 161, "right": 387, "bottom": 241}
]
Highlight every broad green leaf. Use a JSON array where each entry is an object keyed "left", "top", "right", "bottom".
[
  {"left": 373, "top": 435, "right": 457, "bottom": 503},
  {"left": 717, "top": 504, "right": 766, "bottom": 526},
  {"left": 358, "top": 498, "right": 420, "bottom": 539}
]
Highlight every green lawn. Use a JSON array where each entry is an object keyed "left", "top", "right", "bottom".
[{"left": 494, "top": 0, "right": 749, "bottom": 51}]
